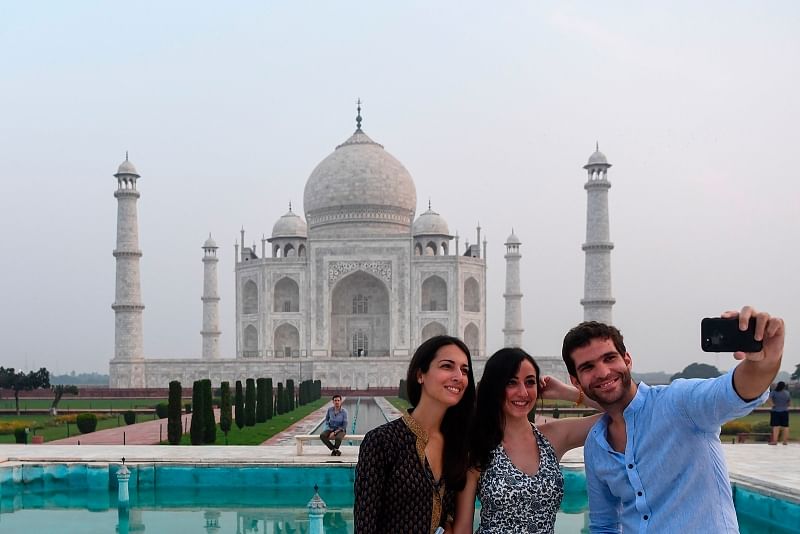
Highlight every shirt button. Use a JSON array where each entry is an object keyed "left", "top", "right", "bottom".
[
  {"left": 643, "top": 515, "right": 649, "bottom": 520},
  {"left": 637, "top": 492, "right": 642, "bottom": 496},
  {"left": 627, "top": 464, "right": 633, "bottom": 469}
]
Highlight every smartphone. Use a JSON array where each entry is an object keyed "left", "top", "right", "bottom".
[{"left": 701, "top": 317, "right": 763, "bottom": 353}]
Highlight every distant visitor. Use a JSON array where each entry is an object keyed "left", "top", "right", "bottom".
[{"left": 320, "top": 394, "right": 348, "bottom": 456}]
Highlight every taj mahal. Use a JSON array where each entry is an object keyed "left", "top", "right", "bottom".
[{"left": 109, "top": 105, "right": 615, "bottom": 388}]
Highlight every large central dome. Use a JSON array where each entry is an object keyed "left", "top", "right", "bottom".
[{"left": 303, "top": 126, "right": 417, "bottom": 237}]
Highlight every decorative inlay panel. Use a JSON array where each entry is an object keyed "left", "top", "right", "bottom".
[{"left": 328, "top": 260, "right": 392, "bottom": 285}]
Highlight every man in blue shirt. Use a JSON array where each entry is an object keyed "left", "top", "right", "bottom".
[
  {"left": 320, "top": 394, "right": 348, "bottom": 456},
  {"left": 561, "top": 306, "right": 784, "bottom": 533}
]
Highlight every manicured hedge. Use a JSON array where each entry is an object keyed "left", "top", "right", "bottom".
[
  {"left": 220, "top": 381, "right": 232, "bottom": 436},
  {"left": 234, "top": 380, "right": 244, "bottom": 429},
  {"left": 190, "top": 380, "right": 205, "bottom": 445},
  {"left": 168, "top": 380, "right": 182, "bottom": 445},
  {"left": 76, "top": 413, "right": 98, "bottom": 434},
  {"left": 245, "top": 378, "right": 256, "bottom": 427}
]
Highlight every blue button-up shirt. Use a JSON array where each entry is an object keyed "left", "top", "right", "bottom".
[
  {"left": 584, "top": 370, "right": 767, "bottom": 533},
  {"left": 324, "top": 406, "right": 348, "bottom": 433}
]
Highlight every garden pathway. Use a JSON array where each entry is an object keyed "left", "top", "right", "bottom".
[{"left": 47, "top": 411, "right": 218, "bottom": 445}]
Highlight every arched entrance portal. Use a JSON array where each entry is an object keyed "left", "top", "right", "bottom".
[{"left": 330, "top": 270, "right": 390, "bottom": 357}]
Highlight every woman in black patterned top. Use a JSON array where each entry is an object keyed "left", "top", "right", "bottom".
[{"left": 354, "top": 335, "right": 476, "bottom": 533}]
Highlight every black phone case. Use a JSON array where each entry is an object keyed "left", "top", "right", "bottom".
[{"left": 701, "top": 317, "right": 763, "bottom": 353}]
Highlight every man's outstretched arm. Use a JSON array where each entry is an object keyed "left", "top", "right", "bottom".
[{"left": 726, "top": 306, "right": 785, "bottom": 400}]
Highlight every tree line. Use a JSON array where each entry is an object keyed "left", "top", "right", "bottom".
[{"left": 168, "top": 378, "right": 322, "bottom": 445}]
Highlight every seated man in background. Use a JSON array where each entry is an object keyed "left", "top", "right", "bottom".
[{"left": 320, "top": 394, "right": 348, "bottom": 456}]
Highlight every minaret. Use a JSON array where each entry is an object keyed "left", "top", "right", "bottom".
[
  {"left": 201, "top": 235, "right": 221, "bottom": 359},
  {"left": 581, "top": 143, "right": 616, "bottom": 323},
  {"left": 112, "top": 154, "right": 145, "bottom": 363},
  {"left": 503, "top": 230, "right": 523, "bottom": 347}
]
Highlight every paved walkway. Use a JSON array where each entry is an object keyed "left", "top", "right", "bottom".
[{"left": 47, "top": 411, "right": 217, "bottom": 445}]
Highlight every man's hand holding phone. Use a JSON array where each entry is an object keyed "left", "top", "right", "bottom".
[{"left": 717, "top": 306, "right": 785, "bottom": 363}]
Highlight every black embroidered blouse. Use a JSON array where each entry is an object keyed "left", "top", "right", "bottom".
[{"left": 354, "top": 415, "right": 456, "bottom": 533}]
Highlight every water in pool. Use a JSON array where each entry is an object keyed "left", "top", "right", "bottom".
[{"left": 1, "top": 470, "right": 797, "bottom": 533}]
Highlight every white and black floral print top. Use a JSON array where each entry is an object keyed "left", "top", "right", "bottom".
[{"left": 477, "top": 424, "right": 564, "bottom": 534}]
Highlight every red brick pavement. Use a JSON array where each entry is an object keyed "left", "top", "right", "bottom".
[{"left": 47, "top": 411, "right": 218, "bottom": 445}]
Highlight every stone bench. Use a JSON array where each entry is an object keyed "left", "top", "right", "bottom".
[
  {"left": 295, "top": 434, "right": 366, "bottom": 455},
  {"left": 736, "top": 432, "right": 771, "bottom": 443}
]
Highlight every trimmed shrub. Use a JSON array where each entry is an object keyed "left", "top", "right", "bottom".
[
  {"left": 265, "top": 378, "right": 274, "bottom": 420},
  {"left": 314, "top": 380, "right": 321, "bottom": 400},
  {"left": 752, "top": 420, "right": 772, "bottom": 432},
  {"left": 286, "top": 379, "right": 295, "bottom": 411},
  {"left": 276, "top": 382, "right": 285, "bottom": 415},
  {"left": 398, "top": 379, "right": 407, "bottom": 401},
  {"left": 14, "top": 427, "right": 27, "bottom": 444},
  {"left": 220, "top": 381, "right": 232, "bottom": 436},
  {"left": 168, "top": 380, "right": 182, "bottom": 445},
  {"left": 256, "top": 378, "right": 268, "bottom": 423},
  {"left": 721, "top": 421, "right": 752, "bottom": 435},
  {"left": 234, "top": 380, "right": 244, "bottom": 429},
  {"left": 245, "top": 378, "right": 256, "bottom": 426},
  {"left": 190, "top": 380, "right": 205, "bottom": 445},
  {"left": 155, "top": 402, "right": 168, "bottom": 419},
  {"left": 203, "top": 379, "right": 216, "bottom": 444},
  {"left": 184, "top": 403, "right": 192, "bottom": 413},
  {"left": 123, "top": 411, "right": 136, "bottom": 425},
  {"left": 76, "top": 413, "right": 98, "bottom": 434}
]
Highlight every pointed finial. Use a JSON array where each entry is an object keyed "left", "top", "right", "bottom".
[
  {"left": 314, "top": 484, "right": 319, "bottom": 493},
  {"left": 356, "top": 98, "right": 362, "bottom": 130},
  {"left": 595, "top": 141, "right": 599, "bottom": 152},
  {"left": 125, "top": 151, "right": 129, "bottom": 161},
  {"left": 288, "top": 201, "right": 292, "bottom": 213},
  {"left": 428, "top": 198, "right": 431, "bottom": 210}
]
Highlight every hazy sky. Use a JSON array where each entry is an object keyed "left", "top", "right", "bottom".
[{"left": 1, "top": 2, "right": 798, "bottom": 376}]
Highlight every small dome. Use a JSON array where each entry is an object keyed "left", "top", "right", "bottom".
[
  {"left": 413, "top": 207, "right": 450, "bottom": 236},
  {"left": 505, "top": 231, "right": 521, "bottom": 245},
  {"left": 585, "top": 144, "right": 611, "bottom": 168},
  {"left": 203, "top": 235, "right": 217, "bottom": 249},
  {"left": 115, "top": 159, "right": 139, "bottom": 176},
  {"left": 271, "top": 209, "right": 308, "bottom": 239}
]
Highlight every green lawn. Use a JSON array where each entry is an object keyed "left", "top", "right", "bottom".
[
  {"left": 171, "top": 398, "right": 328, "bottom": 445},
  {"left": 0, "top": 398, "right": 168, "bottom": 412},
  {"left": 387, "top": 396, "right": 410, "bottom": 412}
]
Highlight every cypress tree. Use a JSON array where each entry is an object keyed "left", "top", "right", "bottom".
[
  {"left": 234, "top": 380, "right": 244, "bottom": 429},
  {"left": 245, "top": 378, "right": 256, "bottom": 426},
  {"left": 203, "top": 379, "right": 216, "bottom": 444},
  {"left": 314, "top": 380, "right": 321, "bottom": 400},
  {"left": 190, "top": 380, "right": 205, "bottom": 445},
  {"left": 167, "top": 380, "right": 182, "bottom": 445},
  {"left": 286, "top": 379, "right": 295, "bottom": 411},
  {"left": 256, "top": 378, "right": 267, "bottom": 423},
  {"left": 219, "top": 381, "right": 232, "bottom": 439},
  {"left": 265, "top": 378, "right": 274, "bottom": 420},
  {"left": 276, "top": 382, "right": 284, "bottom": 415}
]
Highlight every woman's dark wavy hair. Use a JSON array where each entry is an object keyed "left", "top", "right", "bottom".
[
  {"left": 470, "top": 347, "right": 541, "bottom": 471},
  {"left": 406, "top": 335, "right": 476, "bottom": 491},
  {"left": 775, "top": 381, "right": 787, "bottom": 391}
]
